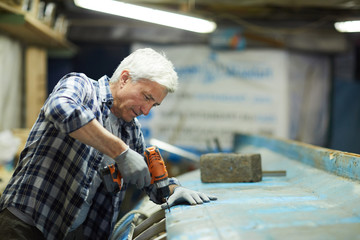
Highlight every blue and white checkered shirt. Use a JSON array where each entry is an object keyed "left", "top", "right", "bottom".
[{"left": 0, "top": 73, "right": 147, "bottom": 239}]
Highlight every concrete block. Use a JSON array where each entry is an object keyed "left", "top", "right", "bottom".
[{"left": 200, "top": 153, "right": 262, "bottom": 183}]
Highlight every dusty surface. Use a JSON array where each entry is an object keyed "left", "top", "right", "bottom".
[{"left": 166, "top": 146, "right": 360, "bottom": 240}]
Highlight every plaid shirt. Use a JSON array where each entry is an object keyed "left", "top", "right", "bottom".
[{"left": 0, "top": 73, "right": 147, "bottom": 239}]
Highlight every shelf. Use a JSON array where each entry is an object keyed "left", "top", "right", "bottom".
[{"left": 0, "top": 2, "right": 74, "bottom": 49}]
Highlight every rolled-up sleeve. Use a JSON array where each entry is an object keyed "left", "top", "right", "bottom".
[{"left": 43, "top": 73, "right": 96, "bottom": 133}]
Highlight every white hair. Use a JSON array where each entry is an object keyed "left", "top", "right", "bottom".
[{"left": 110, "top": 48, "right": 178, "bottom": 93}]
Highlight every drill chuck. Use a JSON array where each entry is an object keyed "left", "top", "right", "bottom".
[
  {"left": 155, "top": 179, "right": 170, "bottom": 199},
  {"left": 154, "top": 178, "right": 170, "bottom": 189}
]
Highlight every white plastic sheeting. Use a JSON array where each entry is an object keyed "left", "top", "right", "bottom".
[
  {"left": 288, "top": 53, "right": 330, "bottom": 146},
  {"left": 0, "top": 34, "right": 22, "bottom": 131},
  {"left": 0, "top": 130, "right": 20, "bottom": 164},
  {"left": 133, "top": 44, "right": 330, "bottom": 151}
]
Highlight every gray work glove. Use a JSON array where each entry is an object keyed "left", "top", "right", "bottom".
[
  {"left": 115, "top": 147, "right": 151, "bottom": 189},
  {"left": 161, "top": 186, "right": 217, "bottom": 209}
]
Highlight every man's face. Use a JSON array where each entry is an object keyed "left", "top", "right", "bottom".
[{"left": 111, "top": 71, "right": 168, "bottom": 122}]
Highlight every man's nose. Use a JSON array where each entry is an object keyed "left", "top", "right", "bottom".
[{"left": 141, "top": 103, "right": 153, "bottom": 116}]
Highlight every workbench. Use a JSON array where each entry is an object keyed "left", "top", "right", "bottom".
[
  {"left": 165, "top": 134, "right": 360, "bottom": 239},
  {"left": 113, "top": 134, "right": 360, "bottom": 239}
]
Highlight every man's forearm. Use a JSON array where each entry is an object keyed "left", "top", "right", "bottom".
[{"left": 69, "top": 119, "right": 128, "bottom": 158}]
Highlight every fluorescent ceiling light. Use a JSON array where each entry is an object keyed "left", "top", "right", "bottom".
[
  {"left": 334, "top": 20, "right": 360, "bottom": 33},
  {"left": 74, "top": 0, "right": 217, "bottom": 33}
]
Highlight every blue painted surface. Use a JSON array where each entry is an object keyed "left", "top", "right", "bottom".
[{"left": 166, "top": 134, "right": 360, "bottom": 239}]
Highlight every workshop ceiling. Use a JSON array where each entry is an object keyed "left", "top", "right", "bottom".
[
  {"left": 59, "top": 0, "right": 360, "bottom": 51},
  {"left": 128, "top": 0, "right": 360, "bottom": 22}
]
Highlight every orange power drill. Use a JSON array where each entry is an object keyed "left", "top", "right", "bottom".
[
  {"left": 100, "top": 146, "right": 171, "bottom": 208},
  {"left": 144, "top": 146, "right": 170, "bottom": 208}
]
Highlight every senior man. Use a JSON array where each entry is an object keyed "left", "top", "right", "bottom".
[{"left": 0, "top": 48, "right": 216, "bottom": 240}]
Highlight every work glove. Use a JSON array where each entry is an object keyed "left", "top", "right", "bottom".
[
  {"left": 115, "top": 147, "right": 151, "bottom": 189},
  {"left": 161, "top": 186, "right": 217, "bottom": 209}
]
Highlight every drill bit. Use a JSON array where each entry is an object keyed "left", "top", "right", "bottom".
[{"left": 166, "top": 197, "right": 171, "bottom": 213}]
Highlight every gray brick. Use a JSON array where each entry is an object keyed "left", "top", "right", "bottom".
[{"left": 200, "top": 153, "right": 262, "bottom": 183}]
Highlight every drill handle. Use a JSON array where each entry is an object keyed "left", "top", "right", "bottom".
[
  {"left": 144, "top": 146, "right": 169, "bottom": 185},
  {"left": 100, "top": 164, "right": 123, "bottom": 193}
]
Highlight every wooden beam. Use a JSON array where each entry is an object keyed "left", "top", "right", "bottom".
[{"left": 25, "top": 46, "right": 47, "bottom": 128}]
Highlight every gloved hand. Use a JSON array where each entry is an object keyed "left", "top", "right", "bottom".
[
  {"left": 115, "top": 147, "right": 151, "bottom": 189},
  {"left": 161, "top": 186, "right": 217, "bottom": 209}
]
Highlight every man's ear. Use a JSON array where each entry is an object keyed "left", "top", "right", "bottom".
[{"left": 119, "top": 70, "right": 130, "bottom": 86}]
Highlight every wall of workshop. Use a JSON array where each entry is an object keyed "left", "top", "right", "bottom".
[
  {"left": 330, "top": 81, "right": 360, "bottom": 153},
  {"left": 330, "top": 40, "right": 360, "bottom": 154}
]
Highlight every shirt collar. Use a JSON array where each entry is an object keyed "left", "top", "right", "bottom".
[{"left": 98, "top": 75, "right": 113, "bottom": 108}]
